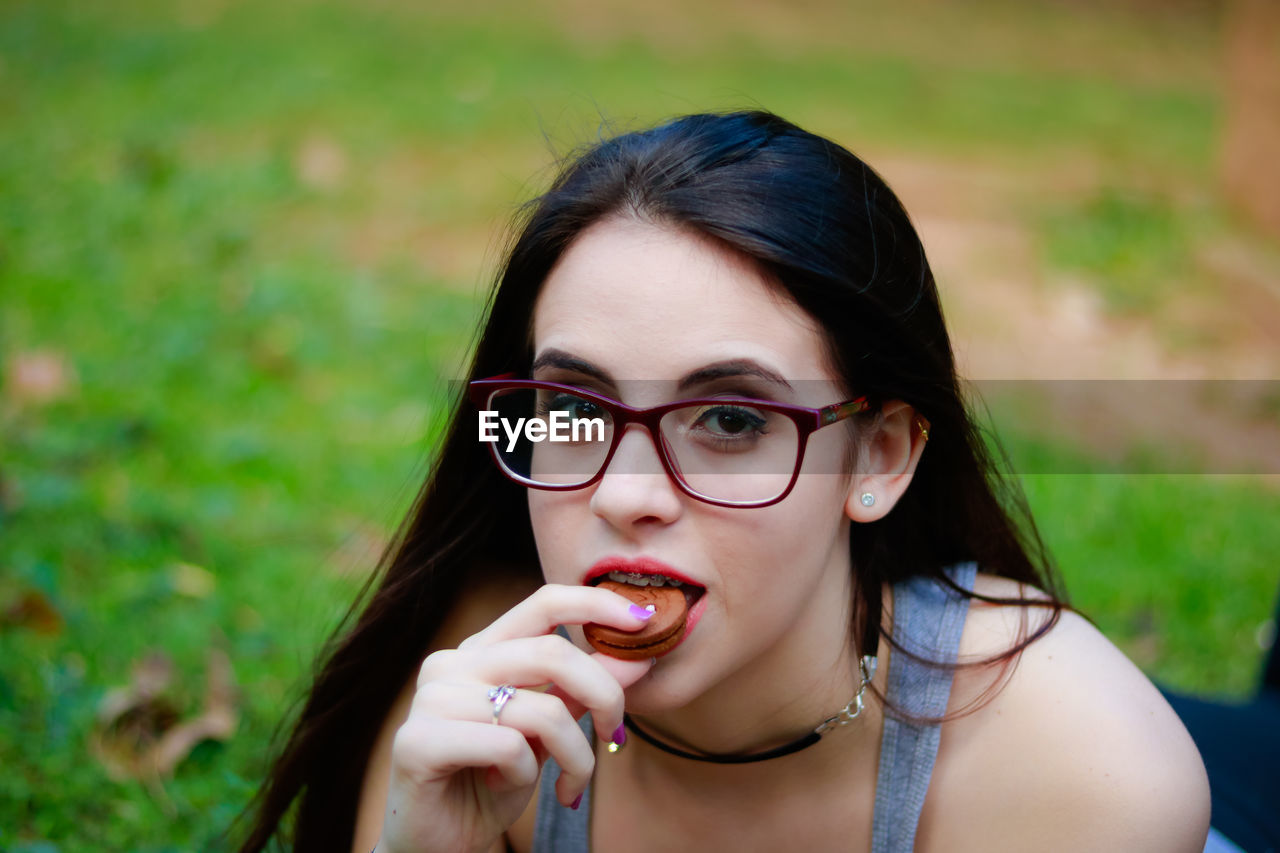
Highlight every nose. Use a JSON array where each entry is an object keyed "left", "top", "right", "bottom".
[{"left": 589, "top": 423, "right": 684, "bottom": 529}]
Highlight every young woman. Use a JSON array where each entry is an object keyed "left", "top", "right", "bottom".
[{"left": 237, "top": 110, "right": 1211, "bottom": 852}]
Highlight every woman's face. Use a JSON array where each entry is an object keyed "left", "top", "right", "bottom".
[{"left": 528, "top": 217, "right": 862, "bottom": 711}]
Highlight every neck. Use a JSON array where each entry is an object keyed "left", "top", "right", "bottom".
[
  {"left": 634, "top": 563, "right": 871, "bottom": 743},
  {"left": 619, "top": 590, "right": 889, "bottom": 788},
  {"left": 631, "top": 653, "right": 858, "bottom": 754},
  {"left": 623, "top": 650, "right": 874, "bottom": 763},
  {"left": 618, "top": 643, "right": 887, "bottom": 794}
]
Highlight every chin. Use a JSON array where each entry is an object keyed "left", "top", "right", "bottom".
[
  {"left": 621, "top": 655, "right": 714, "bottom": 716},
  {"left": 621, "top": 685, "right": 688, "bottom": 717}
]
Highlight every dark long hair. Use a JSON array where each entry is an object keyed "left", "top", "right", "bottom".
[{"left": 235, "top": 109, "right": 1065, "bottom": 851}]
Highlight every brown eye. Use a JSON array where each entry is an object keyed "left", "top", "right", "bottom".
[{"left": 701, "top": 407, "right": 761, "bottom": 436}]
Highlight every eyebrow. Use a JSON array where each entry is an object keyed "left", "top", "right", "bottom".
[
  {"left": 676, "top": 360, "right": 794, "bottom": 394},
  {"left": 530, "top": 349, "right": 614, "bottom": 384},
  {"left": 530, "top": 349, "right": 794, "bottom": 394}
]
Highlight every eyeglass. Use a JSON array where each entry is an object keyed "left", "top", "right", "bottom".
[{"left": 468, "top": 376, "right": 871, "bottom": 508}]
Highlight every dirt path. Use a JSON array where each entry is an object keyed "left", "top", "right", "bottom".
[
  {"left": 873, "top": 151, "right": 1280, "bottom": 475},
  {"left": 332, "top": 131, "right": 1280, "bottom": 473},
  {"left": 874, "top": 152, "right": 1280, "bottom": 380}
]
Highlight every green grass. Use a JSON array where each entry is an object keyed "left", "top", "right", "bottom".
[
  {"left": 1022, "top": 474, "right": 1278, "bottom": 696},
  {"left": 1041, "top": 187, "right": 1195, "bottom": 313},
  {"left": 0, "top": 0, "right": 1270, "bottom": 849}
]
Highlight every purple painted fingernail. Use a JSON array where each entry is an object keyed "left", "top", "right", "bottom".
[
  {"left": 611, "top": 722, "right": 627, "bottom": 746},
  {"left": 570, "top": 793, "right": 583, "bottom": 811},
  {"left": 628, "top": 603, "right": 654, "bottom": 620}
]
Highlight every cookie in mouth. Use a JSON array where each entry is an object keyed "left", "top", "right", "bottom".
[{"left": 584, "top": 580, "right": 691, "bottom": 660}]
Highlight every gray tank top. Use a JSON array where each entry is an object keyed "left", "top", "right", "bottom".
[{"left": 531, "top": 562, "right": 978, "bottom": 853}]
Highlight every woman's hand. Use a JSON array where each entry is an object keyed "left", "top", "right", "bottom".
[{"left": 374, "top": 583, "right": 656, "bottom": 853}]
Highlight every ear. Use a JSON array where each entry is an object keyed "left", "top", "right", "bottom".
[{"left": 844, "top": 400, "right": 930, "bottom": 523}]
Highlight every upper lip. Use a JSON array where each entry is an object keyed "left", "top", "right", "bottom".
[{"left": 583, "top": 556, "right": 705, "bottom": 588}]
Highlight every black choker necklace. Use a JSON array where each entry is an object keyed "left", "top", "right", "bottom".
[
  {"left": 614, "top": 655, "right": 877, "bottom": 765},
  {"left": 623, "top": 714, "right": 819, "bottom": 763}
]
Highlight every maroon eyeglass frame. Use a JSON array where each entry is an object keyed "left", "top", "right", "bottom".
[{"left": 468, "top": 375, "right": 872, "bottom": 508}]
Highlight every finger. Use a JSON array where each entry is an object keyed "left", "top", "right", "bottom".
[
  {"left": 461, "top": 584, "right": 652, "bottom": 649},
  {"left": 420, "top": 683, "right": 597, "bottom": 807},
  {"left": 392, "top": 717, "right": 540, "bottom": 792},
  {"left": 547, "top": 653, "right": 656, "bottom": 743},
  {"left": 421, "top": 634, "right": 631, "bottom": 742}
]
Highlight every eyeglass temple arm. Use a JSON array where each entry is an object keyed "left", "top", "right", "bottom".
[
  {"left": 467, "top": 373, "right": 518, "bottom": 408},
  {"left": 818, "top": 397, "right": 870, "bottom": 427}
]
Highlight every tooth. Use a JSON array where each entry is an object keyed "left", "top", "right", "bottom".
[{"left": 604, "top": 570, "right": 689, "bottom": 587}]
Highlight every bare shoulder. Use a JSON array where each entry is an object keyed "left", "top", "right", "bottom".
[
  {"left": 351, "top": 570, "right": 543, "bottom": 853},
  {"left": 916, "top": 572, "right": 1211, "bottom": 853}
]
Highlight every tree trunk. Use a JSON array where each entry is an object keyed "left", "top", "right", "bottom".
[{"left": 1221, "top": 0, "right": 1280, "bottom": 239}]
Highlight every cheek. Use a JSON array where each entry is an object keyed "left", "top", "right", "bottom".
[
  {"left": 712, "top": 485, "right": 849, "bottom": 588},
  {"left": 777, "top": 484, "right": 848, "bottom": 548},
  {"left": 770, "top": 481, "right": 850, "bottom": 573},
  {"left": 797, "top": 426, "right": 857, "bottom": 513},
  {"left": 802, "top": 420, "right": 859, "bottom": 476},
  {"left": 527, "top": 491, "right": 577, "bottom": 582}
]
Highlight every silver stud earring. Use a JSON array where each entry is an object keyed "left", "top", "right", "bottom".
[{"left": 860, "top": 492, "right": 875, "bottom": 507}]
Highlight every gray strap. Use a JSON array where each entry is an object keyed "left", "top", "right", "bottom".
[
  {"left": 531, "top": 714, "right": 592, "bottom": 853},
  {"left": 871, "top": 562, "right": 977, "bottom": 853}
]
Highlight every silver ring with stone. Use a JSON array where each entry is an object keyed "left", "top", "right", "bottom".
[{"left": 487, "top": 684, "right": 517, "bottom": 724}]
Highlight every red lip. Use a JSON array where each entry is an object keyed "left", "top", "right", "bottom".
[{"left": 582, "top": 557, "right": 705, "bottom": 589}]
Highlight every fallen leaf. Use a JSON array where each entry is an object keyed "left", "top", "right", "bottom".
[
  {"left": 295, "top": 134, "right": 347, "bottom": 190},
  {"left": 150, "top": 648, "right": 237, "bottom": 776},
  {"left": 1, "top": 588, "right": 64, "bottom": 636},
  {"left": 92, "top": 647, "right": 238, "bottom": 783},
  {"left": 5, "top": 350, "right": 77, "bottom": 406},
  {"left": 93, "top": 652, "right": 180, "bottom": 781}
]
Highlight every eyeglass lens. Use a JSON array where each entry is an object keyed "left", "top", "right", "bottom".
[{"left": 485, "top": 387, "right": 801, "bottom": 504}]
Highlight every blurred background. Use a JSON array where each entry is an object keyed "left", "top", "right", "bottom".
[{"left": 2, "top": 0, "right": 1278, "bottom": 848}]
